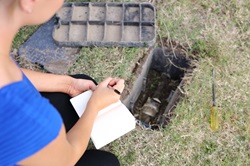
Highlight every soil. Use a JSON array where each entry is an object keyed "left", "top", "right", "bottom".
[
  {"left": 122, "top": 39, "right": 194, "bottom": 129},
  {"left": 133, "top": 70, "right": 182, "bottom": 128}
]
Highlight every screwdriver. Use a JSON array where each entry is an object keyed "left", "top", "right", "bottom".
[{"left": 210, "top": 69, "right": 219, "bottom": 130}]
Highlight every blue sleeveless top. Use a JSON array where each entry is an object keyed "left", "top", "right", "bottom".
[{"left": 0, "top": 73, "right": 63, "bottom": 166}]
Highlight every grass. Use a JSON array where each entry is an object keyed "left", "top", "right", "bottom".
[
  {"left": 68, "top": 47, "right": 145, "bottom": 83},
  {"left": 12, "top": 26, "right": 38, "bottom": 50},
  {"left": 13, "top": 0, "right": 250, "bottom": 165}
]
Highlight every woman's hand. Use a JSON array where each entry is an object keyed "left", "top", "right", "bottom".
[
  {"left": 22, "top": 68, "right": 97, "bottom": 96},
  {"left": 67, "top": 78, "right": 97, "bottom": 97},
  {"left": 87, "top": 77, "right": 125, "bottom": 111}
]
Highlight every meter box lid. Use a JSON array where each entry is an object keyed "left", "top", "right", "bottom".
[{"left": 53, "top": 2, "right": 156, "bottom": 47}]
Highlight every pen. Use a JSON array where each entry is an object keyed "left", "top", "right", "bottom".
[{"left": 107, "top": 85, "right": 121, "bottom": 95}]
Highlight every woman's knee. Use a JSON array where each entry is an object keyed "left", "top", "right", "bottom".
[{"left": 70, "top": 74, "right": 97, "bottom": 85}]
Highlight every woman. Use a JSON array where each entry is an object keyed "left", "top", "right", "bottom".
[{"left": 0, "top": 0, "right": 124, "bottom": 165}]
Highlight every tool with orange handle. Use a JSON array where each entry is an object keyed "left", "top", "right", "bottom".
[{"left": 210, "top": 69, "right": 219, "bottom": 130}]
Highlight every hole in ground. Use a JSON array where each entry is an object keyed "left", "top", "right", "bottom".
[{"left": 127, "top": 43, "right": 195, "bottom": 129}]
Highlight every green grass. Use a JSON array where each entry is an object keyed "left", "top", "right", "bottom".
[
  {"left": 68, "top": 47, "right": 144, "bottom": 83},
  {"left": 12, "top": 26, "right": 38, "bottom": 49},
  {"left": 13, "top": 0, "right": 250, "bottom": 165}
]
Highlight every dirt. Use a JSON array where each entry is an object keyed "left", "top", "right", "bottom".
[
  {"left": 133, "top": 70, "right": 182, "bottom": 128},
  {"left": 122, "top": 39, "right": 194, "bottom": 129}
]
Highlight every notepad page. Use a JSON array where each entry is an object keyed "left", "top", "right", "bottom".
[
  {"left": 91, "top": 103, "right": 135, "bottom": 149},
  {"left": 70, "top": 90, "right": 120, "bottom": 117},
  {"left": 70, "top": 90, "right": 136, "bottom": 149}
]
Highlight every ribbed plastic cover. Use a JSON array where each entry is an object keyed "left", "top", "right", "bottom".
[{"left": 53, "top": 2, "right": 156, "bottom": 47}]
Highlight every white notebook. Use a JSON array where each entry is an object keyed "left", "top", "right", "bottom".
[{"left": 70, "top": 90, "right": 136, "bottom": 149}]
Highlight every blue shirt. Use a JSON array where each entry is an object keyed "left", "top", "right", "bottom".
[{"left": 0, "top": 73, "right": 63, "bottom": 166}]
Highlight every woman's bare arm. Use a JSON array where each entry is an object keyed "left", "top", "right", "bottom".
[
  {"left": 21, "top": 68, "right": 96, "bottom": 97},
  {"left": 18, "top": 77, "right": 124, "bottom": 166},
  {"left": 21, "top": 68, "right": 74, "bottom": 93}
]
